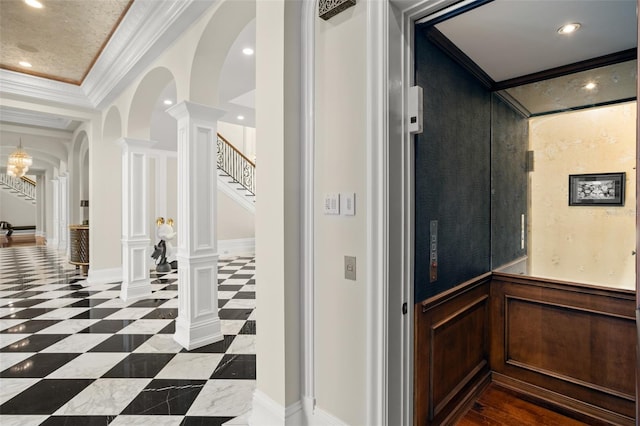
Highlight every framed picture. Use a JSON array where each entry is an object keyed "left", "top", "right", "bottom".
[{"left": 569, "top": 172, "right": 625, "bottom": 206}]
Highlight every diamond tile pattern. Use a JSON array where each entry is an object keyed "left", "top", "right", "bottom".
[{"left": 0, "top": 246, "right": 255, "bottom": 424}]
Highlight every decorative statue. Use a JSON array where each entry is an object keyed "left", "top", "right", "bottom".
[{"left": 151, "top": 217, "right": 177, "bottom": 272}]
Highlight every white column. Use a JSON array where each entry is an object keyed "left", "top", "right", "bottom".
[
  {"left": 155, "top": 154, "right": 168, "bottom": 219},
  {"left": 118, "top": 138, "right": 155, "bottom": 302},
  {"left": 50, "top": 177, "right": 60, "bottom": 247},
  {"left": 35, "top": 175, "right": 46, "bottom": 241},
  {"left": 167, "top": 101, "right": 225, "bottom": 350},
  {"left": 58, "top": 173, "right": 69, "bottom": 254}
]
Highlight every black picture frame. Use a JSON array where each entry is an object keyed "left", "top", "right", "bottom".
[{"left": 568, "top": 172, "right": 625, "bottom": 206}]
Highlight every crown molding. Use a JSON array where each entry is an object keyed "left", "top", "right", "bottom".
[
  {"left": 0, "top": 69, "right": 92, "bottom": 108},
  {"left": 0, "top": 0, "right": 215, "bottom": 111},
  {"left": 86, "top": 0, "right": 216, "bottom": 109}
]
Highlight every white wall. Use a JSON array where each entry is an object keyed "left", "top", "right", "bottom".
[
  {"left": 217, "top": 190, "right": 254, "bottom": 240},
  {"left": 314, "top": 1, "right": 368, "bottom": 423},
  {"left": 0, "top": 190, "right": 36, "bottom": 226}
]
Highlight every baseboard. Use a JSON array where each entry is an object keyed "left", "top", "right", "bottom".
[
  {"left": 309, "top": 405, "right": 348, "bottom": 426},
  {"left": 87, "top": 267, "right": 122, "bottom": 285},
  {"left": 492, "top": 373, "right": 635, "bottom": 426},
  {"left": 219, "top": 238, "right": 255, "bottom": 256},
  {"left": 248, "top": 391, "right": 306, "bottom": 425}
]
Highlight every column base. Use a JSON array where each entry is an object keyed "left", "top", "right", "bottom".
[
  {"left": 120, "top": 280, "right": 152, "bottom": 302},
  {"left": 174, "top": 315, "right": 223, "bottom": 351}
]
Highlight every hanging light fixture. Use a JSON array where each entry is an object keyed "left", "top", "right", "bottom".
[{"left": 6, "top": 139, "right": 32, "bottom": 178}]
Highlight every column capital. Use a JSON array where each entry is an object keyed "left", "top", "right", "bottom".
[
  {"left": 116, "top": 137, "right": 157, "bottom": 151},
  {"left": 166, "top": 101, "right": 226, "bottom": 123}
]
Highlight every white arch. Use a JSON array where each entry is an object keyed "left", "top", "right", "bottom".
[{"left": 128, "top": 67, "right": 176, "bottom": 140}]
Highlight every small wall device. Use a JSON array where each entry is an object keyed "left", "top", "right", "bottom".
[{"left": 408, "top": 85, "right": 423, "bottom": 134}]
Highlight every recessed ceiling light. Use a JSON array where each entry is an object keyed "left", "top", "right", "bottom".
[
  {"left": 242, "top": 48, "right": 254, "bottom": 56},
  {"left": 163, "top": 99, "right": 173, "bottom": 105},
  {"left": 24, "top": 0, "right": 43, "bottom": 8},
  {"left": 18, "top": 61, "right": 32, "bottom": 68},
  {"left": 557, "top": 23, "right": 581, "bottom": 35},
  {"left": 584, "top": 82, "right": 596, "bottom": 90},
  {"left": 237, "top": 115, "right": 245, "bottom": 120}
]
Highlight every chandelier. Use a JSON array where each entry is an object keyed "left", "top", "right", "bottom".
[{"left": 6, "top": 139, "right": 32, "bottom": 178}]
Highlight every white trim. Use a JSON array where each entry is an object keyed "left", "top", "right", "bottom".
[
  {"left": 309, "top": 406, "right": 349, "bottom": 426},
  {"left": 247, "top": 391, "right": 305, "bottom": 426},
  {"left": 217, "top": 170, "right": 256, "bottom": 213},
  {"left": 366, "top": 0, "right": 390, "bottom": 424},
  {"left": 218, "top": 238, "right": 256, "bottom": 256},
  {"left": 301, "top": 0, "right": 316, "bottom": 414},
  {"left": 87, "top": 266, "right": 123, "bottom": 285}
]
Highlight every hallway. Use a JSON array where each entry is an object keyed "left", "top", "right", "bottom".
[{"left": 0, "top": 246, "right": 255, "bottom": 425}]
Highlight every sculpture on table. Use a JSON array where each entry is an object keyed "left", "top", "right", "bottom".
[{"left": 151, "top": 217, "right": 177, "bottom": 272}]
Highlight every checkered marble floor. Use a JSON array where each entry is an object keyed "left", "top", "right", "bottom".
[{"left": 0, "top": 246, "right": 255, "bottom": 426}]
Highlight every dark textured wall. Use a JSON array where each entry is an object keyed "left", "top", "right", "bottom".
[
  {"left": 491, "top": 95, "right": 528, "bottom": 268},
  {"left": 414, "top": 27, "right": 491, "bottom": 302}
]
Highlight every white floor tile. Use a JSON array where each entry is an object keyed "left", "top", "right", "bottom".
[
  {"left": 155, "top": 353, "right": 224, "bottom": 380},
  {"left": 187, "top": 379, "right": 255, "bottom": 417},
  {"left": 46, "top": 352, "right": 129, "bottom": 378},
  {"left": 54, "top": 378, "right": 152, "bottom": 415}
]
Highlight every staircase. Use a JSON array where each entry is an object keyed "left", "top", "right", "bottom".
[
  {"left": 217, "top": 133, "right": 255, "bottom": 212},
  {"left": 0, "top": 174, "right": 36, "bottom": 204}
]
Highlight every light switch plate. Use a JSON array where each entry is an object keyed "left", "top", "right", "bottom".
[
  {"left": 341, "top": 192, "right": 355, "bottom": 216},
  {"left": 344, "top": 255, "right": 356, "bottom": 280},
  {"left": 323, "top": 193, "right": 340, "bottom": 215}
]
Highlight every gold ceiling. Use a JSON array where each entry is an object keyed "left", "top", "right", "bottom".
[{"left": 0, "top": 0, "right": 132, "bottom": 85}]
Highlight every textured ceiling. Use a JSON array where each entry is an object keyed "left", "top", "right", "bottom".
[{"left": 0, "top": 0, "right": 132, "bottom": 85}]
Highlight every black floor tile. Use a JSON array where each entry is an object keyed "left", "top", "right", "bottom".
[
  {"left": 1, "top": 334, "right": 69, "bottom": 352},
  {"left": 0, "top": 379, "right": 94, "bottom": 414},
  {"left": 233, "top": 292, "right": 255, "bottom": 299},
  {"left": 88, "top": 334, "right": 152, "bottom": 352},
  {"left": 218, "top": 308, "right": 252, "bottom": 320},
  {"left": 218, "top": 285, "right": 243, "bottom": 292},
  {"left": 0, "top": 353, "right": 81, "bottom": 378},
  {"left": 71, "top": 308, "right": 122, "bottom": 320},
  {"left": 2, "top": 298, "right": 47, "bottom": 308},
  {"left": 120, "top": 379, "right": 206, "bottom": 415},
  {"left": 230, "top": 274, "right": 253, "bottom": 279},
  {"left": 239, "top": 320, "right": 256, "bottom": 335},
  {"left": 1, "top": 307, "right": 56, "bottom": 319},
  {"left": 67, "top": 299, "right": 109, "bottom": 308},
  {"left": 128, "top": 299, "right": 167, "bottom": 308},
  {"left": 180, "top": 417, "right": 234, "bottom": 426},
  {"left": 40, "top": 416, "right": 117, "bottom": 426},
  {"left": 78, "top": 319, "right": 133, "bottom": 334},
  {"left": 142, "top": 308, "right": 178, "bottom": 320},
  {"left": 2, "top": 319, "right": 61, "bottom": 334},
  {"left": 102, "top": 353, "right": 176, "bottom": 378},
  {"left": 158, "top": 321, "right": 175, "bottom": 334},
  {"left": 210, "top": 354, "right": 255, "bottom": 379}
]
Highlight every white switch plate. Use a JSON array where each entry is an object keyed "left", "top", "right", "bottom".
[
  {"left": 341, "top": 192, "right": 355, "bottom": 216},
  {"left": 323, "top": 193, "right": 340, "bottom": 215}
]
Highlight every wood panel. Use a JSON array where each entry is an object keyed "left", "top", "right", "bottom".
[
  {"left": 490, "top": 273, "right": 636, "bottom": 425},
  {"left": 415, "top": 274, "right": 491, "bottom": 425}
]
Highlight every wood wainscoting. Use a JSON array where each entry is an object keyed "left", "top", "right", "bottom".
[
  {"left": 490, "top": 273, "right": 636, "bottom": 425},
  {"left": 414, "top": 273, "right": 636, "bottom": 425},
  {"left": 414, "top": 274, "right": 492, "bottom": 425}
]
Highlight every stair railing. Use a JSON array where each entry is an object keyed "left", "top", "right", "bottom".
[
  {"left": 0, "top": 174, "right": 36, "bottom": 201},
  {"left": 217, "top": 133, "right": 256, "bottom": 195}
]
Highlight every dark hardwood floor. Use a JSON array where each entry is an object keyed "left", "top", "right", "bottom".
[
  {"left": 457, "top": 384, "right": 590, "bottom": 426},
  {"left": 0, "top": 234, "right": 40, "bottom": 248}
]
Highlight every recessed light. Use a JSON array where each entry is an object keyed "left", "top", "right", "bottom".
[
  {"left": 163, "top": 99, "right": 173, "bottom": 105},
  {"left": 18, "top": 61, "right": 32, "bottom": 68},
  {"left": 242, "top": 48, "right": 254, "bottom": 56},
  {"left": 24, "top": 0, "right": 43, "bottom": 8},
  {"left": 584, "top": 82, "right": 596, "bottom": 90},
  {"left": 237, "top": 115, "right": 245, "bottom": 120},
  {"left": 558, "top": 23, "right": 581, "bottom": 35}
]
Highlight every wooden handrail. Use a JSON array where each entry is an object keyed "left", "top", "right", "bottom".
[
  {"left": 217, "top": 133, "right": 256, "bottom": 167},
  {"left": 21, "top": 176, "right": 36, "bottom": 186}
]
